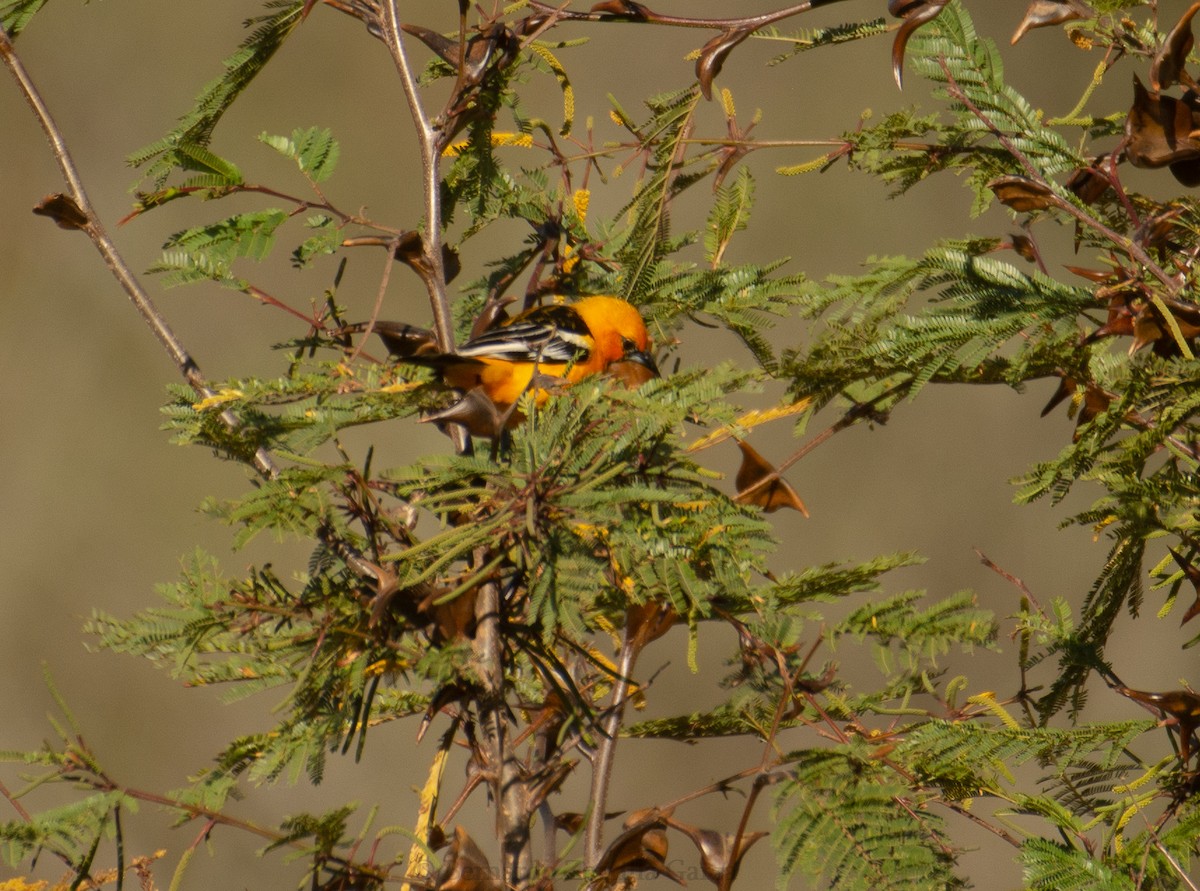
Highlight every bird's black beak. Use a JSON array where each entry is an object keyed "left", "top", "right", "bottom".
[{"left": 623, "top": 348, "right": 660, "bottom": 377}]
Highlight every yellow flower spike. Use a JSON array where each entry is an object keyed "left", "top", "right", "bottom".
[
  {"left": 776, "top": 154, "right": 842, "bottom": 176},
  {"left": 1092, "top": 515, "right": 1117, "bottom": 540},
  {"left": 192, "top": 388, "right": 245, "bottom": 411},
  {"left": 365, "top": 658, "right": 394, "bottom": 677},
  {"left": 527, "top": 43, "right": 574, "bottom": 135},
  {"left": 720, "top": 87, "right": 736, "bottom": 118},
  {"left": 687, "top": 398, "right": 812, "bottom": 451},
  {"left": 572, "top": 188, "right": 590, "bottom": 224},
  {"left": 688, "top": 619, "right": 699, "bottom": 673},
  {"left": 1112, "top": 757, "right": 1172, "bottom": 794},
  {"left": 570, "top": 522, "right": 608, "bottom": 542},
  {"left": 493, "top": 131, "right": 533, "bottom": 149},
  {"left": 379, "top": 380, "right": 424, "bottom": 394},
  {"left": 441, "top": 131, "right": 533, "bottom": 157},
  {"left": 562, "top": 243, "right": 580, "bottom": 274}
]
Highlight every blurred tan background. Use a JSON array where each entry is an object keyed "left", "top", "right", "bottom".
[{"left": 1, "top": 2, "right": 1192, "bottom": 888}]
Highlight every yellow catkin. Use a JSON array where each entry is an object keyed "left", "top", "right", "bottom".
[
  {"left": 572, "top": 188, "right": 590, "bottom": 224},
  {"left": 492, "top": 132, "right": 533, "bottom": 148},
  {"left": 687, "top": 398, "right": 813, "bottom": 451},
  {"left": 776, "top": 153, "right": 839, "bottom": 176},
  {"left": 400, "top": 741, "right": 452, "bottom": 891},
  {"left": 562, "top": 244, "right": 580, "bottom": 274},
  {"left": 527, "top": 43, "right": 574, "bottom": 135},
  {"left": 192, "top": 388, "right": 244, "bottom": 411},
  {"left": 720, "top": 87, "right": 736, "bottom": 119},
  {"left": 441, "top": 132, "right": 532, "bottom": 156}
]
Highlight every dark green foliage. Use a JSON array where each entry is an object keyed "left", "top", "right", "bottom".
[
  {"left": 773, "top": 748, "right": 965, "bottom": 891},
  {"left": 151, "top": 209, "right": 289, "bottom": 289},
  {"left": 128, "top": 0, "right": 306, "bottom": 186},
  {"left": 0, "top": 0, "right": 47, "bottom": 38},
  {"left": 762, "top": 17, "right": 890, "bottom": 67}
]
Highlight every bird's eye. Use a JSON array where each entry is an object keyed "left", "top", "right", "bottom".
[{"left": 620, "top": 337, "right": 637, "bottom": 353}]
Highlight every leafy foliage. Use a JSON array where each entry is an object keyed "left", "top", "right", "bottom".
[
  {"left": 773, "top": 748, "right": 964, "bottom": 891},
  {"left": 4, "top": 0, "right": 1200, "bottom": 889},
  {"left": 127, "top": 0, "right": 306, "bottom": 186},
  {"left": 0, "top": 0, "right": 47, "bottom": 38}
]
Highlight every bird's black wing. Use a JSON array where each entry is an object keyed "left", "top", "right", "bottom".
[{"left": 453, "top": 303, "right": 594, "bottom": 364}]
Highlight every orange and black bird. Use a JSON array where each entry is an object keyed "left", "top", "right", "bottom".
[{"left": 389, "top": 295, "right": 659, "bottom": 416}]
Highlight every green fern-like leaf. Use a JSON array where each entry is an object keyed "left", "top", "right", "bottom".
[
  {"left": 613, "top": 87, "right": 704, "bottom": 300},
  {"left": 705, "top": 166, "right": 755, "bottom": 265},
  {"left": 149, "top": 209, "right": 288, "bottom": 288},
  {"left": 761, "top": 17, "right": 890, "bottom": 67},
  {"left": 773, "top": 747, "right": 965, "bottom": 891},
  {"left": 1020, "top": 838, "right": 1134, "bottom": 891},
  {"left": 128, "top": 0, "right": 306, "bottom": 186},
  {"left": 260, "top": 127, "right": 340, "bottom": 183},
  {"left": 0, "top": 0, "right": 48, "bottom": 38},
  {"left": 904, "top": 1, "right": 1084, "bottom": 214}
]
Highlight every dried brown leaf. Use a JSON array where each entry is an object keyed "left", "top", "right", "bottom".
[
  {"left": 1039, "top": 374, "right": 1077, "bottom": 418},
  {"left": 590, "top": 0, "right": 649, "bottom": 18},
  {"left": 890, "top": 0, "right": 950, "bottom": 89},
  {"left": 32, "top": 193, "right": 89, "bottom": 230},
  {"left": 627, "top": 601, "right": 677, "bottom": 649},
  {"left": 1152, "top": 1, "right": 1200, "bottom": 90},
  {"left": 1065, "top": 164, "right": 1111, "bottom": 204},
  {"left": 595, "top": 811, "right": 684, "bottom": 885},
  {"left": 422, "top": 387, "right": 507, "bottom": 439},
  {"left": 696, "top": 27, "right": 753, "bottom": 101},
  {"left": 437, "top": 826, "right": 502, "bottom": 891},
  {"left": 1012, "top": 0, "right": 1092, "bottom": 46},
  {"left": 733, "top": 439, "right": 808, "bottom": 515},
  {"left": 1114, "top": 685, "right": 1200, "bottom": 762},
  {"left": 988, "top": 175, "right": 1058, "bottom": 213},
  {"left": 1125, "top": 76, "right": 1200, "bottom": 174},
  {"left": 670, "top": 819, "right": 768, "bottom": 885}
]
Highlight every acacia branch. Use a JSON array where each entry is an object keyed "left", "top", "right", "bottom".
[
  {"left": 378, "top": 1, "right": 455, "bottom": 353},
  {"left": 584, "top": 620, "right": 640, "bottom": 867},
  {"left": 1, "top": 21, "right": 404, "bottom": 598},
  {"left": 374, "top": 7, "right": 529, "bottom": 880},
  {"left": 526, "top": 0, "right": 850, "bottom": 30},
  {"left": 937, "top": 59, "right": 1194, "bottom": 358},
  {"left": 0, "top": 25, "right": 280, "bottom": 481}
]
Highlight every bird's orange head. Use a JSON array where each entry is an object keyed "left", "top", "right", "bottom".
[{"left": 571, "top": 295, "right": 653, "bottom": 365}]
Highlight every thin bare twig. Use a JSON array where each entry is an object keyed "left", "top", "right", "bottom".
[
  {"left": 526, "top": 0, "right": 847, "bottom": 31},
  {"left": 584, "top": 620, "right": 640, "bottom": 867},
  {"left": 1152, "top": 836, "right": 1200, "bottom": 891},
  {"left": 378, "top": 1, "right": 455, "bottom": 353},
  {"left": 975, "top": 549, "right": 1047, "bottom": 619}
]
